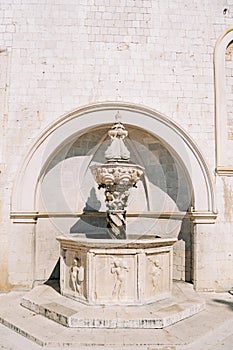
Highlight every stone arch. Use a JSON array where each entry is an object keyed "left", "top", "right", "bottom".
[
  {"left": 11, "top": 102, "right": 216, "bottom": 218},
  {"left": 9, "top": 102, "right": 217, "bottom": 289}
]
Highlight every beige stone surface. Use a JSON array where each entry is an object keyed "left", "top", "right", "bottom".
[
  {"left": 0, "top": 0, "right": 233, "bottom": 299},
  {"left": 0, "top": 282, "right": 233, "bottom": 349}
]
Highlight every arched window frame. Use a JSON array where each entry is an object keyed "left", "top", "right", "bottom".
[{"left": 214, "top": 27, "right": 233, "bottom": 175}]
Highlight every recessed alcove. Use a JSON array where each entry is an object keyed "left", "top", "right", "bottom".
[
  {"left": 10, "top": 102, "right": 216, "bottom": 291},
  {"left": 35, "top": 123, "right": 192, "bottom": 285},
  {"left": 21, "top": 115, "right": 207, "bottom": 329}
]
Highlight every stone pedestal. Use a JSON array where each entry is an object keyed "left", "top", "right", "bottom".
[{"left": 57, "top": 236, "right": 177, "bottom": 306}]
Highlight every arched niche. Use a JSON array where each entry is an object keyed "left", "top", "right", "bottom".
[
  {"left": 10, "top": 102, "right": 217, "bottom": 287},
  {"left": 35, "top": 124, "right": 192, "bottom": 236},
  {"left": 11, "top": 102, "right": 216, "bottom": 218}
]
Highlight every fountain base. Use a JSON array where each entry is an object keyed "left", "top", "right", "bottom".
[{"left": 57, "top": 236, "right": 177, "bottom": 306}]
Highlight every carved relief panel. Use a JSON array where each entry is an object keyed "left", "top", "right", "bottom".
[
  {"left": 144, "top": 252, "right": 170, "bottom": 301},
  {"left": 93, "top": 254, "right": 137, "bottom": 304},
  {"left": 61, "top": 249, "right": 87, "bottom": 302}
]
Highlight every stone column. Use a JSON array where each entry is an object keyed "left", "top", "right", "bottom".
[
  {"left": 191, "top": 213, "right": 217, "bottom": 291},
  {"left": 9, "top": 214, "right": 37, "bottom": 289}
]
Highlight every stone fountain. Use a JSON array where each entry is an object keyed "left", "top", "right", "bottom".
[
  {"left": 21, "top": 114, "right": 205, "bottom": 331},
  {"left": 56, "top": 115, "right": 177, "bottom": 306}
]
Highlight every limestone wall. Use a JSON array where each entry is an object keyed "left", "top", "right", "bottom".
[{"left": 0, "top": 0, "right": 233, "bottom": 291}]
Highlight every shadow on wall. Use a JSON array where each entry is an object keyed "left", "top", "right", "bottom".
[
  {"left": 177, "top": 218, "right": 194, "bottom": 283},
  {"left": 45, "top": 258, "right": 60, "bottom": 293},
  {"left": 70, "top": 187, "right": 109, "bottom": 239},
  {"left": 39, "top": 125, "right": 192, "bottom": 216}
]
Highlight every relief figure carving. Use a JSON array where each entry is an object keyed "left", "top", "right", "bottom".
[
  {"left": 149, "top": 258, "right": 162, "bottom": 292},
  {"left": 111, "top": 258, "right": 129, "bottom": 299},
  {"left": 70, "top": 257, "right": 84, "bottom": 294}
]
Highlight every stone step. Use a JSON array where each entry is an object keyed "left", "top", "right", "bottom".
[
  {"left": 0, "top": 281, "right": 211, "bottom": 348},
  {"left": 21, "top": 284, "right": 205, "bottom": 329}
]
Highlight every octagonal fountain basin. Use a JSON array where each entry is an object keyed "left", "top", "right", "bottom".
[{"left": 57, "top": 235, "right": 177, "bottom": 306}]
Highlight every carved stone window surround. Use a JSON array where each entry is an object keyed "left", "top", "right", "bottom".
[{"left": 214, "top": 27, "right": 233, "bottom": 174}]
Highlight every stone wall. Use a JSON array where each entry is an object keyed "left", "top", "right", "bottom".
[{"left": 1, "top": 0, "right": 233, "bottom": 291}]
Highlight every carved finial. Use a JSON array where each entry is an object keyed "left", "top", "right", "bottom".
[
  {"left": 104, "top": 113, "right": 130, "bottom": 162},
  {"left": 115, "top": 111, "right": 122, "bottom": 123}
]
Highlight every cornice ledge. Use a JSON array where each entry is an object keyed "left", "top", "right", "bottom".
[
  {"left": 216, "top": 167, "right": 233, "bottom": 176},
  {"left": 10, "top": 211, "right": 38, "bottom": 224},
  {"left": 188, "top": 211, "right": 218, "bottom": 224}
]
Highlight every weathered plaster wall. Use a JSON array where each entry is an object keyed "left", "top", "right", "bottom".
[{"left": 0, "top": 0, "right": 233, "bottom": 291}]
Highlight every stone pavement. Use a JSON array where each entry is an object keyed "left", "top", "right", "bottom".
[{"left": 0, "top": 282, "right": 233, "bottom": 349}]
